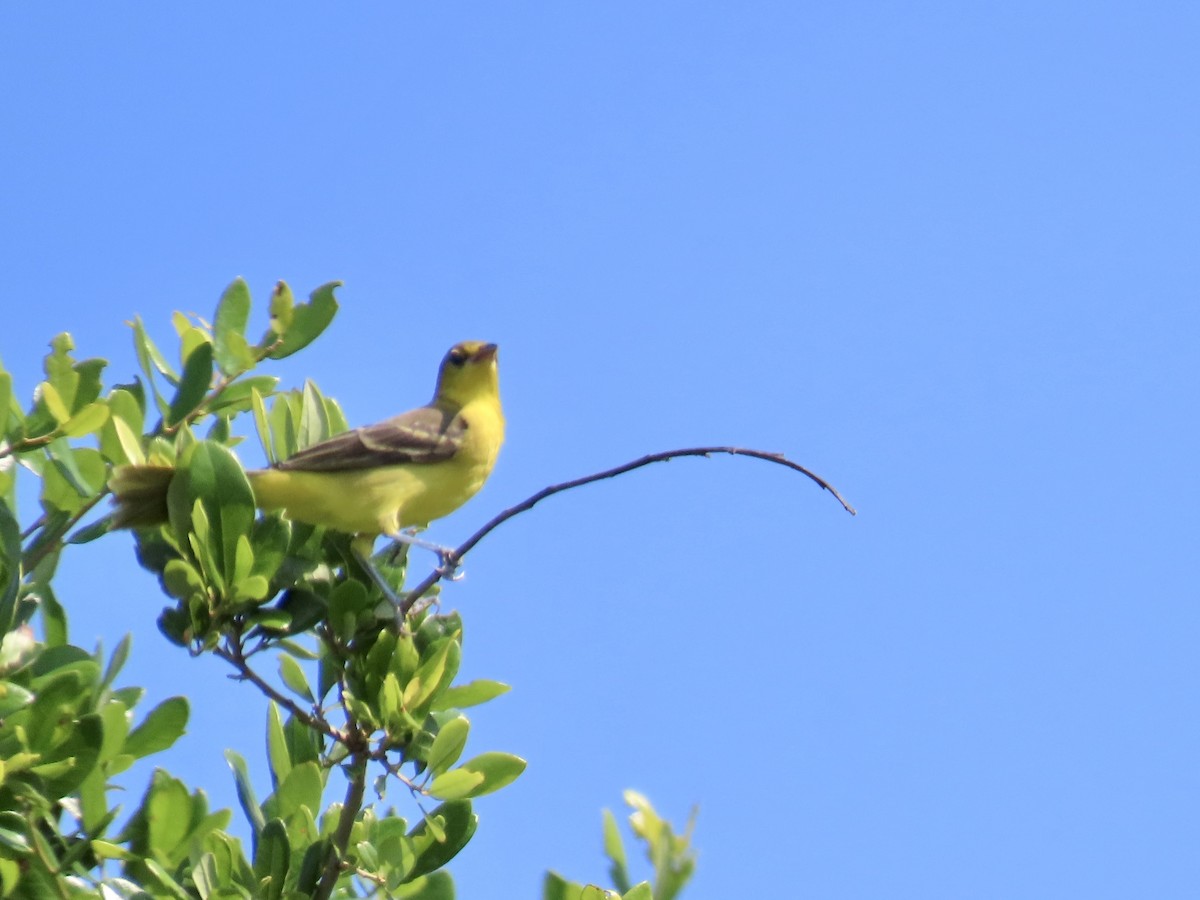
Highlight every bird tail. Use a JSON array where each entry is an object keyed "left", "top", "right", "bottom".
[{"left": 108, "top": 464, "right": 175, "bottom": 528}]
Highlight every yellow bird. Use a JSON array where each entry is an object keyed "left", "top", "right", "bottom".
[{"left": 111, "top": 341, "right": 505, "bottom": 565}]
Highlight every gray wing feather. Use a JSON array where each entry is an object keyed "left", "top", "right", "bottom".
[{"left": 274, "top": 405, "right": 464, "bottom": 472}]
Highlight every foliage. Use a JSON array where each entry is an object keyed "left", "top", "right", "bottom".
[
  {"left": 544, "top": 791, "right": 697, "bottom": 900},
  {"left": 0, "top": 279, "right": 696, "bottom": 898}
]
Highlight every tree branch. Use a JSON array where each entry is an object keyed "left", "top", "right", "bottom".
[
  {"left": 314, "top": 746, "right": 368, "bottom": 900},
  {"left": 400, "top": 446, "right": 854, "bottom": 615},
  {"left": 214, "top": 637, "right": 348, "bottom": 746}
]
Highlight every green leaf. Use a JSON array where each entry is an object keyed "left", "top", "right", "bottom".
[
  {"left": 266, "top": 703, "right": 291, "bottom": 790},
  {"left": 405, "top": 800, "right": 477, "bottom": 882},
  {"left": 251, "top": 386, "right": 275, "bottom": 464},
  {"left": 295, "top": 837, "right": 328, "bottom": 893},
  {"left": 208, "top": 374, "right": 280, "bottom": 414},
  {"left": 37, "top": 584, "right": 67, "bottom": 646},
  {"left": 328, "top": 579, "right": 371, "bottom": 641},
  {"left": 167, "top": 340, "right": 214, "bottom": 427},
  {"left": 283, "top": 708, "right": 322, "bottom": 768},
  {"left": 100, "top": 387, "right": 146, "bottom": 464},
  {"left": 65, "top": 515, "right": 114, "bottom": 545},
  {"left": 542, "top": 872, "right": 592, "bottom": 900},
  {"left": 269, "top": 761, "right": 322, "bottom": 822},
  {"left": 431, "top": 679, "right": 511, "bottom": 711},
  {"left": 36, "top": 710, "right": 102, "bottom": 797},
  {"left": 107, "top": 413, "right": 147, "bottom": 466},
  {"left": 131, "top": 316, "right": 177, "bottom": 419},
  {"left": 124, "top": 696, "right": 189, "bottom": 758},
  {"left": 213, "top": 277, "right": 255, "bottom": 376},
  {"left": 253, "top": 818, "right": 290, "bottom": 900},
  {"left": 268, "top": 280, "right": 295, "bottom": 336},
  {"left": 427, "top": 715, "right": 470, "bottom": 776},
  {"left": 37, "top": 380, "right": 71, "bottom": 424},
  {"left": 101, "top": 633, "right": 132, "bottom": 690},
  {"left": 168, "top": 441, "right": 255, "bottom": 591},
  {"left": 226, "top": 750, "right": 267, "bottom": 837},
  {"left": 62, "top": 400, "right": 109, "bottom": 437},
  {"left": 428, "top": 751, "right": 526, "bottom": 801},
  {"left": 300, "top": 380, "right": 333, "bottom": 450},
  {"left": 46, "top": 436, "right": 98, "bottom": 496},
  {"left": 267, "top": 282, "right": 340, "bottom": 360},
  {"left": 278, "top": 654, "right": 313, "bottom": 702},
  {"left": 402, "top": 638, "right": 461, "bottom": 715},
  {"left": 603, "top": 809, "right": 630, "bottom": 892},
  {"left": 0, "top": 681, "right": 34, "bottom": 718},
  {"left": 0, "top": 502, "right": 22, "bottom": 633},
  {"left": 145, "top": 859, "right": 194, "bottom": 899},
  {"left": 622, "top": 884, "right": 654, "bottom": 900},
  {"left": 0, "top": 371, "right": 12, "bottom": 436},
  {"left": 396, "top": 871, "right": 456, "bottom": 899}
]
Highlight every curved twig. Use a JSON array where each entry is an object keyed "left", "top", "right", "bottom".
[{"left": 399, "top": 446, "right": 854, "bottom": 615}]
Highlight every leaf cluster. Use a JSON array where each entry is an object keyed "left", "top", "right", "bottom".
[{"left": 0, "top": 278, "right": 697, "bottom": 899}]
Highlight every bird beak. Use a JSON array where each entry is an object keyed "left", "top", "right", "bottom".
[{"left": 472, "top": 343, "right": 498, "bottom": 363}]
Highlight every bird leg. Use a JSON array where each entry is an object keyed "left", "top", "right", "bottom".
[
  {"left": 386, "top": 529, "right": 465, "bottom": 582},
  {"left": 351, "top": 543, "right": 407, "bottom": 610}
]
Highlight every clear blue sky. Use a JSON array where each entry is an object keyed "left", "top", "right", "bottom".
[{"left": 3, "top": 4, "right": 1197, "bottom": 897}]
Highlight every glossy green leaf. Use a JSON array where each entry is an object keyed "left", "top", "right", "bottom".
[
  {"left": 328, "top": 579, "right": 370, "bottom": 641},
  {"left": 270, "top": 761, "right": 322, "bottom": 822},
  {"left": 226, "top": 749, "right": 267, "bottom": 837},
  {"left": 0, "top": 371, "right": 12, "bottom": 436},
  {"left": 124, "top": 695, "right": 189, "bottom": 758},
  {"left": 162, "top": 558, "right": 205, "bottom": 603},
  {"left": 431, "top": 679, "right": 511, "bottom": 711},
  {"left": 141, "top": 858, "right": 193, "bottom": 899},
  {"left": 37, "top": 380, "right": 70, "bottom": 424},
  {"left": 45, "top": 439, "right": 104, "bottom": 500},
  {"left": 266, "top": 703, "right": 291, "bottom": 790},
  {"left": 36, "top": 583, "right": 67, "bottom": 646},
  {"left": 295, "top": 837, "right": 328, "bottom": 893},
  {"left": 267, "top": 281, "right": 340, "bottom": 360},
  {"left": 543, "top": 872, "right": 593, "bottom": 900},
  {"left": 268, "top": 280, "right": 295, "bottom": 337},
  {"left": 278, "top": 654, "right": 313, "bottom": 702},
  {"left": 602, "top": 809, "right": 629, "bottom": 891},
  {"left": 0, "top": 502, "right": 22, "bottom": 633},
  {"left": 39, "top": 712, "right": 103, "bottom": 797},
  {"left": 72, "top": 356, "right": 106, "bottom": 408},
  {"left": 251, "top": 387, "right": 275, "bottom": 463},
  {"left": 168, "top": 441, "right": 255, "bottom": 591},
  {"left": 0, "top": 681, "right": 34, "bottom": 718},
  {"left": 427, "top": 715, "right": 470, "bottom": 776},
  {"left": 405, "top": 800, "right": 477, "bottom": 882},
  {"left": 208, "top": 374, "right": 279, "bottom": 415},
  {"left": 622, "top": 884, "right": 654, "bottom": 900},
  {"left": 167, "top": 340, "right": 214, "bottom": 427},
  {"left": 253, "top": 818, "right": 290, "bottom": 900},
  {"left": 62, "top": 401, "right": 109, "bottom": 437},
  {"left": 213, "top": 277, "right": 254, "bottom": 376},
  {"left": 64, "top": 514, "right": 114, "bottom": 545},
  {"left": 100, "top": 633, "right": 132, "bottom": 690},
  {"left": 132, "top": 315, "right": 179, "bottom": 398},
  {"left": 402, "top": 638, "right": 460, "bottom": 715},
  {"left": 428, "top": 752, "right": 526, "bottom": 801}
]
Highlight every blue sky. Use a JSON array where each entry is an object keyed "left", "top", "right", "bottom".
[{"left": 3, "top": 3, "right": 1198, "bottom": 897}]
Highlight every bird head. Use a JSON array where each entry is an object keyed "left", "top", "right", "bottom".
[{"left": 434, "top": 341, "right": 500, "bottom": 407}]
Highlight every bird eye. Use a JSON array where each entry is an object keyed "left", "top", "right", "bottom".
[{"left": 448, "top": 346, "right": 468, "bottom": 367}]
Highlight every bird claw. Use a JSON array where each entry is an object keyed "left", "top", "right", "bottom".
[{"left": 436, "top": 550, "right": 465, "bottom": 582}]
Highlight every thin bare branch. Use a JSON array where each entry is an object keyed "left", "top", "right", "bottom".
[
  {"left": 214, "top": 637, "right": 348, "bottom": 746},
  {"left": 314, "top": 746, "right": 368, "bottom": 900},
  {"left": 399, "top": 446, "right": 854, "bottom": 615}
]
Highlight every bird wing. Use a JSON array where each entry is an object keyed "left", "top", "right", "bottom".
[{"left": 273, "top": 405, "right": 465, "bottom": 472}]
